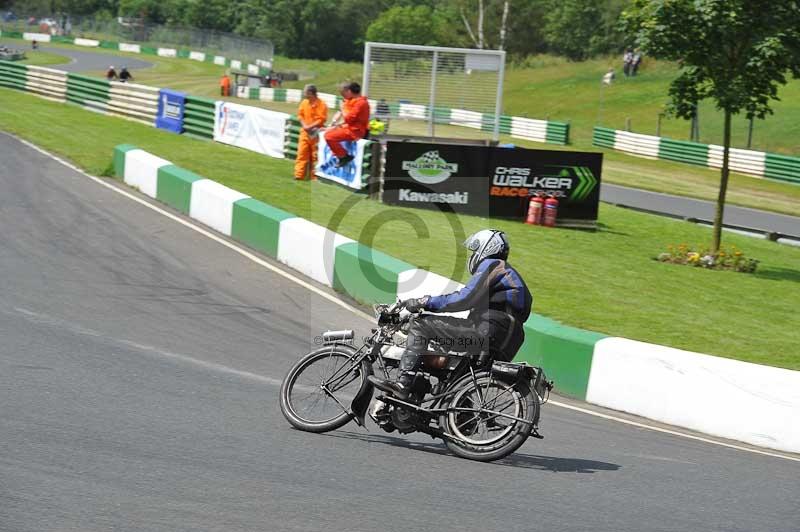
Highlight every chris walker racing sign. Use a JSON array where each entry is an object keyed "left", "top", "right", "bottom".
[{"left": 382, "top": 141, "right": 602, "bottom": 222}]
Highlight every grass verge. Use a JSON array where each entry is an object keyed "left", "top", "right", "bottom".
[
  {"left": 19, "top": 51, "right": 71, "bottom": 66},
  {"left": 0, "top": 87, "right": 798, "bottom": 370}
]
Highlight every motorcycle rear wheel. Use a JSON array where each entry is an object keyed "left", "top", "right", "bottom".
[
  {"left": 280, "top": 345, "right": 369, "bottom": 433},
  {"left": 439, "top": 371, "right": 538, "bottom": 462}
]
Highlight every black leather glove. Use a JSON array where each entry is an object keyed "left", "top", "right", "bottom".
[{"left": 402, "top": 296, "right": 430, "bottom": 313}]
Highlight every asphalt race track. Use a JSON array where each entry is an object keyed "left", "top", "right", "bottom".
[
  {"left": 0, "top": 134, "right": 798, "bottom": 532},
  {"left": 601, "top": 183, "right": 800, "bottom": 238},
  {"left": 0, "top": 41, "right": 153, "bottom": 72}
]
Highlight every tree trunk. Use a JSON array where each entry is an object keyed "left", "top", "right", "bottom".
[
  {"left": 499, "top": 0, "right": 510, "bottom": 51},
  {"left": 460, "top": 8, "right": 479, "bottom": 48},
  {"left": 712, "top": 110, "right": 732, "bottom": 253},
  {"left": 478, "top": 0, "right": 485, "bottom": 49}
]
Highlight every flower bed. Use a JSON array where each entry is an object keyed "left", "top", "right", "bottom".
[{"left": 657, "top": 244, "right": 759, "bottom": 273}]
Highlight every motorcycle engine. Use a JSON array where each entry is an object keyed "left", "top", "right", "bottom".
[{"left": 391, "top": 408, "right": 418, "bottom": 434}]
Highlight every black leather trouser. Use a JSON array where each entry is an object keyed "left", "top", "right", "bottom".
[{"left": 399, "top": 315, "right": 495, "bottom": 379}]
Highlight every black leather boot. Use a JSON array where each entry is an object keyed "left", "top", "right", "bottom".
[{"left": 367, "top": 371, "right": 416, "bottom": 400}]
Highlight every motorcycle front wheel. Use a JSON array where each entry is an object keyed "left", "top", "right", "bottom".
[
  {"left": 439, "top": 371, "right": 538, "bottom": 462},
  {"left": 280, "top": 345, "right": 370, "bottom": 433}
]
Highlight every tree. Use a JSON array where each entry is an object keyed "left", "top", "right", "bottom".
[
  {"left": 543, "top": 0, "right": 628, "bottom": 60},
  {"left": 365, "top": 5, "right": 459, "bottom": 47},
  {"left": 626, "top": 0, "right": 800, "bottom": 252}
]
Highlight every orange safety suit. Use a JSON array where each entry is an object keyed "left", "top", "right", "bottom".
[
  {"left": 294, "top": 97, "right": 329, "bottom": 180},
  {"left": 220, "top": 75, "right": 231, "bottom": 97},
  {"left": 324, "top": 95, "right": 370, "bottom": 159}
]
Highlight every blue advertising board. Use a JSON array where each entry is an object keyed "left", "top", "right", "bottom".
[
  {"left": 155, "top": 89, "right": 186, "bottom": 134},
  {"left": 315, "top": 138, "right": 370, "bottom": 189}
]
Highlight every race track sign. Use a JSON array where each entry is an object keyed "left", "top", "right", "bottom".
[{"left": 382, "top": 141, "right": 602, "bottom": 224}]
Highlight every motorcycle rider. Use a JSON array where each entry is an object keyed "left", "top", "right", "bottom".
[{"left": 368, "top": 229, "right": 532, "bottom": 400}]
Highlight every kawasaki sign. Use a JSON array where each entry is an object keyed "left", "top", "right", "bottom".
[{"left": 383, "top": 141, "right": 602, "bottom": 224}]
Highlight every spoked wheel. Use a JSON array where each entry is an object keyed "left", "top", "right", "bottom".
[
  {"left": 440, "top": 372, "right": 539, "bottom": 462},
  {"left": 280, "top": 346, "right": 370, "bottom": 433}
]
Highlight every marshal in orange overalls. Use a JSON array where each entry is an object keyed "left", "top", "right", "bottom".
[
  {"left": 324, "top": 95, "right": 370, "bottom": 159},
  {"left": 294, "top": 97, "right": 329, "bottom": 180}
]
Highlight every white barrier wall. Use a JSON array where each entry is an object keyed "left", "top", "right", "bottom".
[
  {"left": 123, "top": 150, "right": 171, "bottom": 198},
  {"left": 587, "top": 338, "right": 800, "bottom": 454},
  {"left": 74, "top": 38, "right": 100, "bottom": 47},
  {"left": 277, "top": 219, "right": 354, "bottom": 286},
  {"left": 189, "top": 180, "right": 249, "bottom": 236},
  {"left": 23, "top": 32, "right": 51, "bottom": 42},
  {"left": 157, "top": 48, "right": 177, "bottom": 58},
  {"left": 119, "top": 43, "right": 141, "bottom": 53}
]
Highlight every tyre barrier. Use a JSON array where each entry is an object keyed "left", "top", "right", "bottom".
[
  {"left": 593, "top": 126, "right": 800, "bottom": 185},
  {"left": 113, "top": 143, "right": 800, "bottom": 454}
]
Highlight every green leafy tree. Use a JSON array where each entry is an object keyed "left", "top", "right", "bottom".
[
  {"left": 365, "top": 5, "right": 460, "bottom": 47},
  {"left": 626, "top": 0, "right": 800, "bottom": 252},
  {"left": 543, "top": 0, "right": 628, "bottom": 60}
]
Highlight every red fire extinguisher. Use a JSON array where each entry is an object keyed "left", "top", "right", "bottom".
[
  {"left": 542, "top": 194, "right": 559, "bottom": 227},
  {"left": 525, "top": 194, "right": 544, "bottom": 225}
]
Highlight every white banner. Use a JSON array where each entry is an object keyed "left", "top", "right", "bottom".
[
  {"left": 231, "top": 60, "right": 242, "bottom": 70},
  {"left": 189, "top": 51, "right": 206, "bottom": 61},
  {"left": 214, "top": 101, "right": 288, "bottom": 159},
  {"left": 157, "top": 48, "right": 177, "bottom": 58},
  {"left": 214, "top": 56, "right": 227, "bottom": 66},
  {"left": 315, "top": 137, "right": 370, "bottom": 189}
]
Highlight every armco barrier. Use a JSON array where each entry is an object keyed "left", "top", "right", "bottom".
[
  {"left": 593, "top": 126, "right": 800, "bottom": 185},
  {"left": 112, "top": 143, "right": 800, "bottom": 454},
  {"left": 239, "top": 86, "right": 570, "bottom": 146},
  {"left": 0, "top": 31, "right": 271, "bottom": 75}
]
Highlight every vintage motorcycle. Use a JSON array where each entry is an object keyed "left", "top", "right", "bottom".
[{"left": 279, "top": 302, "right": 553, "bottom": 462}]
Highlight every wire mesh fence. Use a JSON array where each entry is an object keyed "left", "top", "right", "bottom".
[
  {"left": 363, "top": 42, "right": 505, "bottom": 140},
  {"left": 0, "top": 14, "right": 273, "bottom": 64}
]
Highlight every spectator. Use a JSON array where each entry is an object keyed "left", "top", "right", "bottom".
[
  {"left": 31, "top": 39, "right": 38, "bottom": 50},
  {"left": 294, "top": 84, "right": 329, "bottom": 181},
  {"left": 220, "top": 73, "right": 231, "bottom": 96},
  {"left": 106, "top": 65, "right": 119, "bottom": 82},
  {"left": 324, "top": 81, "right": 370, "bottom": 168},
  {"left": 632, "top": 50, "right": 643, "bottom": 76},
  {"left": 623, "top": 48, "right": 633, "bottom": 77},
  {"left": 119, "top": 67, "right": 133, "bottom": 83}
]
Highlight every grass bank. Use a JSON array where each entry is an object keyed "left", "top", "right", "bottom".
[{"left": 1, "top": 87, "right": 798, "bottom": 370}]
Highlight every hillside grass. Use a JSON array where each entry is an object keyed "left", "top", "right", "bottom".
[{"left": 1, "top": 87, "right": 798, "bottom": 370}]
